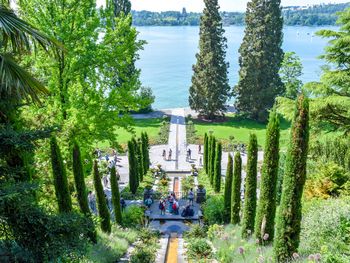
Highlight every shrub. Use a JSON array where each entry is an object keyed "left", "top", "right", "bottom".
[
  {"left": 299, "top": 197, "right": 350, "bottom": 262},
  {"left": 186, "top": 238, "right": 213, "bottom": 260},
  {"left": 122, "top": 205, "right": 144, "bottom": 227},
  {"left": 203, "top": 196, "right": 225, "bottom": 225},
  {"left": 184, "top": 224, "right": 208, "bottom": 239},
  {"left": 304, "top": 162, "right": 350, "bottom": 199},
  {"left": 130, "top": 246, "right": 155, "bottom": 263}
]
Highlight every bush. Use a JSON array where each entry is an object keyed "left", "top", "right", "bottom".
[
  {"left": 186, "top": 238, "right": 213, "bottom": 260},
  {"left": 130, "top": 228, "right": 159, "bottom": 263},
  {"left": 184, "top": 224, "right": 208, "bottom": 239},
  {"left": 203, "top": 196, "right": 225, "bottom": 225},
  {"left": 130, "top": 246, "right": 155, "bottom": 263},
  {"left": 122, "top": 205, "right": 144, "bottom": 227},
  {"left": 304, "top": 162, "right": 350, "bottom": 199},
  {"left": 299, "top": 197, "right": 350, "bottom": 262}
]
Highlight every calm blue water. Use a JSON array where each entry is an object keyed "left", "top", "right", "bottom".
[{"left": 136, "top": 26, "right": 335, "bottom": 109}]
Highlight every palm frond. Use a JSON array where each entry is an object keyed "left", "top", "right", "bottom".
[
  {"left": 0, "top": 53, "right": 48, "bottom": 103},
  {"left": 0, "top": 5, "right": 57, "bottom": 51}
]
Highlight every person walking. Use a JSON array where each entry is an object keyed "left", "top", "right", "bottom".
[
  {"left": 188, "top": 148, "right": 192, "bottom": 160},
  {"left": 162, "top": 149, "right": 166, "bottom": 160},
  {"left": 199, "top": 156, "right": 203, "bottom": 166},
  {"left": 168, "top": 149, "right": 172, "bottom": 161},
  {"left": 144, "top": 197, "right": 153, "bottom": 208},
  {"left": 173, "top": 200, "right": 179, "bottom": 215},
  {"left": 168, "top": 194, "right": 174, "bottom": 213},
  {"left": 198, "top": 145, "right": 201, "bottom": 154},
  {"left": 188, "top": 188, "right": 194, "bottom": 206},
  {"left": 159, "top": 199, "right": 166, "bottom": 215}
]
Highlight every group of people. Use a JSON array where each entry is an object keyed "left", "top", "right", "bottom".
[
  {"left": 157, "top": 189, "right": 195, "bottom": 217},
  {"left": 162, "top": 149, "right": 172, "bottom": 161}
]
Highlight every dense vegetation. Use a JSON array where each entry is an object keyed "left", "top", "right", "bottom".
[{"left": 132, "top": 3, "right": 350, "bottom": 27}]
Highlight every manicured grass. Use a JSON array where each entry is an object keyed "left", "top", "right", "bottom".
[
  {"left": 97, "top": 118, "right": 168, "bottom": 150},
  {"left": 191, "top": 115, "right": 290, "bottom": 149}
]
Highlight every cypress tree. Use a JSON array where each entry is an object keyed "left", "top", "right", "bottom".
[
  {"left": 273, "top": 95, "right": 309, "bottom": 261},
  {"left": 231, "top": 152, "right": 242, "bottom": 224},
  {"left": 111, "top": 0, "right": 131, "bottom": 17},
  {"left": 50, "top": 136, "right": 72, "bottom": 213},
  {"left": 210, "top": 137, "right": 216, "bottom": 186},
  {"left": 224, "top": 153, "right": 233, "bottom": 221},
  {"left": 235, "top": 0, "right": 284, "bottom": 122},
  {"left": 204, "top": 133, "right": 209, "bottom": 173},
  {"left": 128, "top": 140, "right": 138, "bottom": 194},
  {"left": 72, "top": 141, "right": 90, "bottom": 215},
  {"left": 208, "top": 135, "right": 213, "bottom": 176},
  {"left": 144, "top": 132, "right": 150, "bottom": 169},
  {"left": 136, "top": 138, "right": 144, "bottom": 182},
  {"left": 214, "top": 142, "right": 222, "bottom": 193},
  {"left": 255, "top": 109, "right": 280, "bottom": 244},
  {"left": 141, "top": 132, "right": 149, "bottom": 175},
  {"left": 241, "top": 133, "right": 258, "bottom": 238},
  {"left": 189, "top": 0, "right": 230, "bottom": 119},
  {"left": 110, "top": 166, "right": 122, "bottom": 225},
  {"left": 93, "top": 160, "right": 111, "bottom": 233}
]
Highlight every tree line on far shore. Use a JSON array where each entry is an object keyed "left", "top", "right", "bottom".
[{"left": 132, "top": 3, "right": 349, "bottom": 27}]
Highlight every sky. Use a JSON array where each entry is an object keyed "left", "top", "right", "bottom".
[{"left": 96, "top": 0, "right": 350, "bottom": 12}]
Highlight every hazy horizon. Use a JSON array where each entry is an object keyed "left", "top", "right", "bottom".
[{"left": 96, "top": 0, "right": 350, "bottom": 12}]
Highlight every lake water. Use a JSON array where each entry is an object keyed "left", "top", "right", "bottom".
[{"left": 136, "top": 26, "right": 335, "bottom": 109}]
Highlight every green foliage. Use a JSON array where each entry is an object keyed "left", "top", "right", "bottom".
[
  {"left": 141, "top": 132, "right": 150, "bottom": 174},
  {"left": 299, "top": 198, "right": 350, "bottom": 262},
  {"left": 231, "top": 152, "right": 242, "bottom": 224},
  {"left": 122, "top": 205, "right": 144, "bottom": 227},
  {"left": 255, "top": 110, "right": 280, "bottom": 244},
  {"left": 210, "top": 136, "right": 216, "bottom": 186},
  {"left": 280, "top": 52, "right": 303, "bottom": 99},
  {"left": 186, "top": 238, "right": 213, "bottom": 261},
  {"left": 214, "top": 142, "right": 222, "bottom": 193},
  {"left": 83, "top": 226, "right": 138, "bottom": 263},
  {"left": 203, "top": 196, "right": 225, "bottom": 225},
  {"left": 242, "top": 133, "right": 258, "bottom": 238},
  {"left": 128, "top": 140, "right": 138, "bottom": 194},
  {"left": 224, "top": 154, "right": 233, "bottom": 222},
  {"left": 189, "top": 0, "right": 230, "bottom": 119},
  {"left": 110, "top": 166, "right": 122, "bottom": 225},
  {"left": 186, "top": 119, "right": 199, "bottom": 144},
  {"left": 93, "top": 160, "right": 111, "bottom": 234},
  {"left": 181, "top": 176, "right": 195, "bottom": 194},
  {"left": 130, "top": 228, "right": 159, "bottom": 263},
  {"left": 274, "top": 95, "right": 309, "bottom": 261},
  {"left": 204, "top": 133, "right": 209, "bottom": 173},
  {"left": 136, "top": 138, "right": 144, "bottom": 182},
  {"left": 0, "top": 184, "right": 92, "bottom": 262},
  {"left": 235, "top": 0, "right": 284, "bottom": 121},
  {"left": 305, "top": 162, "right": 350, "bottom": 199},
  {"left": 72, "top": 141, "right": 90, "bottom": 215},
  {"left": 50, "top": 136, "right": 72, "bottom": 213},
  {"left": 184, "top": 224, "right": 208, "bottom": 239}
]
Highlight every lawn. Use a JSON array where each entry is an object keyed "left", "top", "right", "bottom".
[
  {"left": 97, "top": 118, "right": 167, "bottom": 150},
  {"left": 191, "top": 115, "right": 290, "bottom": 149}
]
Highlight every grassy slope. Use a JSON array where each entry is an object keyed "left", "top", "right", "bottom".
[{"left": 192, "top": 115, "right": 290, "bottom": 149}]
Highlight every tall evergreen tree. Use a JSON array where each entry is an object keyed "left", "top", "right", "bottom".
[
  {"left": 204, "top": 133, "right": 209, "bottom": 173},
  {"left": 144, "top": 132, "right": 150, "bottom": 169},
  {"left": 214, "top": 142, "right": 222, "bottom": 192},
  {"left": 110, "top": 0, "right": 131, "bottom": 17},
  {"left": 136, "top": 138, "right": 144, "bottom": 182},
  {"left": 141, "top": 132, "right": 149, "bottom": 175},
  {"left": 210, "top": 137, "right": 217, "bottom": 186},
  {"left": 50, "top": 136, "right": 72, "bottom": 213},
  {"left": 93, "top": 160, "right": 111, "bottom": 233},
  {"left": 128, "top": 140, "right": 138, "bottom": 194},
  {"left": 274, "top": 95, "right": 309, "bottom": 261},
  {"left": 255, "top": 109, "right": 280, "bottom": 244},
  {"left": 110, "top": 166, "right": 123, "bottom": 225},
  {"left": 224, "top": 153, "right": 233, "bottom": 221},
  {"left": 231, "top": 152, "right": 242, "bottom": 224},
  {"left": 189, "top": 0, "right": 230, "bottom": 119},
  {"left": 72, "top": 141, "right": 90, "bottom": 215},
  {"left": 235, "top": 0, "right": 284, "bottom": 122},
  {"left": 208, "top": 135, "right": 213, "bottom": 177},
  {"left": 242, "top": 134, "right": 258, "bottom": 238}
]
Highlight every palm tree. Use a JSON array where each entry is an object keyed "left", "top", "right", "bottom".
[{"left": 0, "top": 4, "right": 56, "bottom": 106}]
